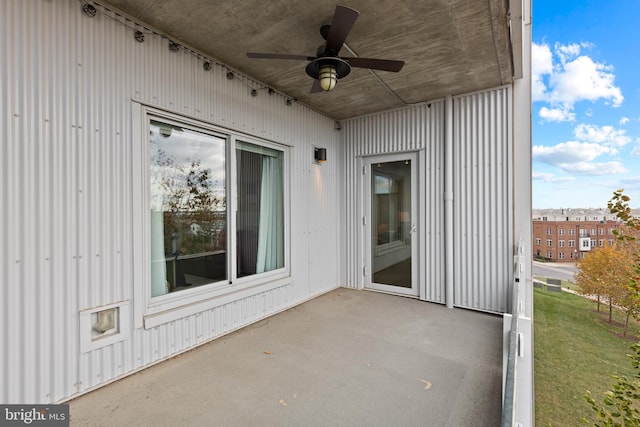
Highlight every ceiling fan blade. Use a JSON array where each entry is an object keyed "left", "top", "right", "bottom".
[
  {"left": 344, "top": 57, "right": 405, "bottom": 72},
  {"left": 310, "top": 79, "right": 323, "bottom": 93},
  {"left": 325, "top": 5, "right": 359, "bottom": 55},
  {"left": 247, "top": 52, "right": 315, "bottom": 61}
]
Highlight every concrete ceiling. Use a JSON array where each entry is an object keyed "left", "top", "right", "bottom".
[{"left": 99, "top": 0, "right": 514, "bottom": 120}]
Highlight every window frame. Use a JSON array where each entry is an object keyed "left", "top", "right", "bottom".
[
  {"left": 580, "top": 238, "right": 590, "bottom": 249},
  {"left": 133, "top": 104, "right": 291, "bottom": 329}
]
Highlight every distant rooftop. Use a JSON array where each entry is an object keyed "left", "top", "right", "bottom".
[{"left": 533, "top": 208, "right": 640, "bottom": 222}]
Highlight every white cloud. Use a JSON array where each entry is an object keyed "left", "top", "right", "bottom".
[
  {"left": 620, "top": 116, "right": 630, "bottom": 125},
  {"left": 573, "top": 123, "right": 631, "bottom": 148},
  {"left": 539, "top": 106, "right": 575, "bottom": 122},
  {"left": 549, "top": 55, "right": 623, "bottom": 107},
  {"left": 554, "top": 42, "right": 581, "bottom": 64},
  {"left": 554, "top": 42, "right": 594, "bottom": 64},
  {"left": 559, "top": 161, "right": 627, "bottom": 175},
  {"left": 632, "top": 139, "right": 640, "bottom": 156},
  {"left": 532, "top": 42, "right": 553, "bottom": 102},
  {"left": 532, "top": 172, "right": 575, "bottom": 183},
  {"left": 533, "top": 141, "right": 615, "bottom": 164},
  {"left": 532, "top": 41, "right": 624, "bottom": 122},
  {"left": 533, "top": 140, "right": 628, "bottom": 175}
]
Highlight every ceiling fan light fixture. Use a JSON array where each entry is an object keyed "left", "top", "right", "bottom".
[
  {"left": 247, "top": 5, "right": 404, "bottom": 94},
  {"left": 305, "top": 57, "right": 350, "bottom": 93},
  {"left": 319, "top": 63, "right": 337, "bottom": 91}
]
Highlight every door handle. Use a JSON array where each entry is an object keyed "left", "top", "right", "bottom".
[{"left": 410, "top": 224, "right": 417, "bottom": 233}]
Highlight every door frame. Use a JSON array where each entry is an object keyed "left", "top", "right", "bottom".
[{"left": 362, "top": 152, "right": 419, "bottom": 297}]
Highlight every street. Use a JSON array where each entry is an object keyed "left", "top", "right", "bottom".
[{"left": 532, "top": 260, "right": 578, "bottom": 282}]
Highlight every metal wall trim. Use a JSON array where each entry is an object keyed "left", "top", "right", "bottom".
[{"left": 452, "top": 87, "right": 514, "bottom": 313}]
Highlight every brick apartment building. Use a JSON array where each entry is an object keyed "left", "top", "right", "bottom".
[{"left": 532, "top": 209, "right": 622, "bottom": 262}]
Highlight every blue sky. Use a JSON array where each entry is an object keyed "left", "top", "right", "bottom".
[{"left": 532, "top": 0, "right": 640, "bottom": 208}]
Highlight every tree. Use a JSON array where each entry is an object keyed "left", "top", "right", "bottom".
[
  {"left": 576, "top": 245, "right": 636, "bottom": 330},
  {"left": 609, "top": 190, "right": 640, "bottom": 238},
  {"left": 609, "top": 190, "right": 640, "bottom": 335},
  {"left": 583, "top": 191, "right": 640, "bottom": 426},
  {"left": 151, "top": 146, "right": 226, "bottom": 256},
  {"left": 575, "top": 248, "right": 610, "bottom": 313}
]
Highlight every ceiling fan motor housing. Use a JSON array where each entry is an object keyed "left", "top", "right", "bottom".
[{"left": 320, "top": 24, "right": 331, "bottom": 41}]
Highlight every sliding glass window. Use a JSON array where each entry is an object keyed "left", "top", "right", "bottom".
[
  {"left": 147, "top": 117, "right": 287, "bottom": 301},
  {"left": 149, "top": 119, "right": 227, "bottom": 297}
]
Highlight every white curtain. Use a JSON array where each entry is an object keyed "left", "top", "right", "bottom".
[
  {"left": 256, "top": 155, "right": 284, "bottom": 273},
  {"left": 150, "top": 210, "right": 168, "bottom": 296},
  {"left": 149, "top": 125, "right": 169, "bottom": 297}
]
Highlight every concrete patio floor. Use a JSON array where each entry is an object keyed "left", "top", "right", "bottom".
[{"left": 69, "top": 288, "right": 504, "bottom": 426}]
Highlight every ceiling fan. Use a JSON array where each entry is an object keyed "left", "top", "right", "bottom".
[{"left": 246, "top": 5, "right": 405, "bottom": 93}]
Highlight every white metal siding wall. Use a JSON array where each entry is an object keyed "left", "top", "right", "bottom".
[
  {"left": 452, "top": 87, "right": 513, "bottom": 313},
  {"left": 342, "top": 103, "right": 446, "bottom": 304},
  {"left": 1, "top": 0, "right": 341, "bottom": 404}
]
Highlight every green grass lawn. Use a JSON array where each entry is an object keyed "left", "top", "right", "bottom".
[{"left": 534, "top": 288, "right": 640, "bottom": 426}]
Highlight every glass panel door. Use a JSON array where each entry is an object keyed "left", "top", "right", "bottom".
[{"left": 365, "top": 153, "right": 418, "bottom": 296}]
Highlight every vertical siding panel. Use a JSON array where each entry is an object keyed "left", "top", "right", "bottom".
[
  {"left": 342, "top": 103, "right": 446, "bottom": 304},
  {"left": 453, "top": 88, "right": 512, "bottom": 313},
  {"left": 5, "top": 0, "right": 19, "bottom": 400},
  {"left": 1, "top": 0, "right": 9, "bottom": 403}
]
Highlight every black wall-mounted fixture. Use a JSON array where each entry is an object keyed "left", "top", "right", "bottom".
[
  {"left": 82, "top": 3, "right": 97, "bottom": 17},
  {"left": 314, "top": 147, "right": 327, "bottom": 163},
  {"left": 133, "top": 31, "right": 145, "bottom": 43}
]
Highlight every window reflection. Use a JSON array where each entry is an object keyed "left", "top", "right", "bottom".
[
  {"left": 149, "top": 120, "right": 227, "bottom": 296},
  {"left": 372, "top": 160, "right": 412, "bottom": 288},
  {"left": 374, "top": 172, "right": 404, "bottom": 245}
]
